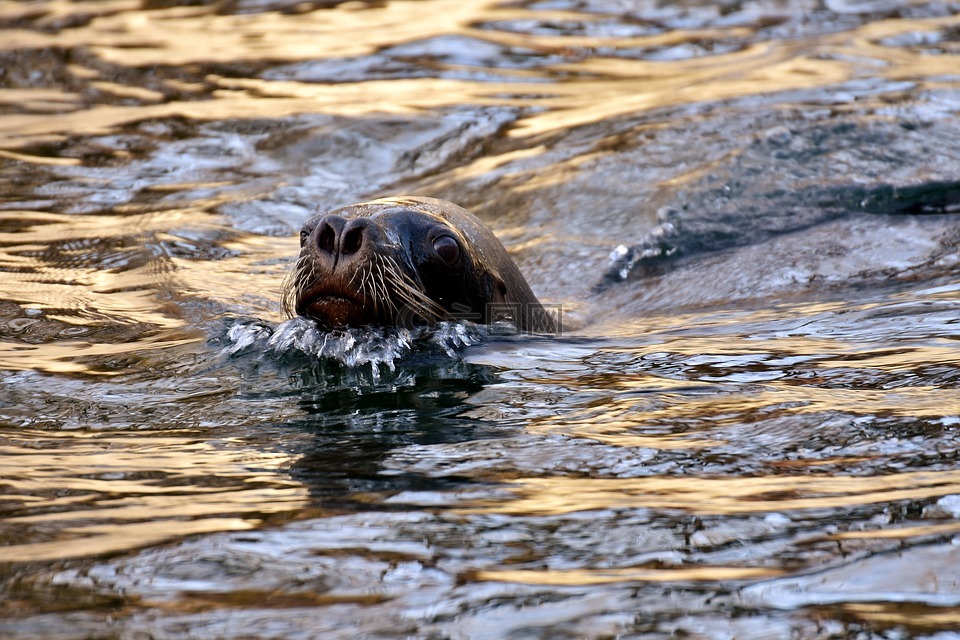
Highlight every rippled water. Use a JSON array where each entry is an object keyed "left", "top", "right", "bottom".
[{"left": 2, "top": 0, "right": 960, "bottom": 637}]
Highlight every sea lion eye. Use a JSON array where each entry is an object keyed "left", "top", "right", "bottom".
[
  {"left": 299, "top": 220, "right": 320, "bottom": 247},
  {"left": 433, "top": 235, "right": 460, "bottom": 265}
]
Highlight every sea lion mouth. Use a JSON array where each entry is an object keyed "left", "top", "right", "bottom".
[{"left": 296, "top": 285, "right": 371, "bottom": 328}]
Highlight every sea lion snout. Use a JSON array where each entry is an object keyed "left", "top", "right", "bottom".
[{"left": 292, "top": 213, "right": 384, "bottom": 326}]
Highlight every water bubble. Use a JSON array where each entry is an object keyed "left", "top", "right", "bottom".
[
  {"left": 6, "top": 318, "right": 39, "bottom": 332},
  {"left": 763, "top": 125, "right": 792, "bottom": 146}
]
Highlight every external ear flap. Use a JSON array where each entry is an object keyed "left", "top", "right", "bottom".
[
  {"left": 482, "top": 272, "right": 519, "bottom": 325},
  {"left": 491, "top": 275, "right": 508, "bottom": 304}
]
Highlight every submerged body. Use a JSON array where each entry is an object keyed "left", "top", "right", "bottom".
[{"left": 285, "top": 197, "right": 558, "bottom": 333}]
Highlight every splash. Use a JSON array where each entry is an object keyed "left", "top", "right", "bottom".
[
  {"left": 600, "top": 207, "right": 682, "bottom": 289},
  {"left": 221, "top": 316, "right": 486, "bottom": 380}
]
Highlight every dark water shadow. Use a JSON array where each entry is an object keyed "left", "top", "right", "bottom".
[{"left": 285, "top": 359, "right": 504, "bottom": 509}]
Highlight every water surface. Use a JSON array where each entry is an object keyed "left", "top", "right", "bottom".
[{"left": 1, "top": 0, "right": 960, "bottom": 637}]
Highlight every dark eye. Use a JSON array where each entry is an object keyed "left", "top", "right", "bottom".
[
  {"left": 300, "top": 222, "right": 318, "bottom": 247},
  {"left": 433, "top": 235, "right": 460, "bottom": 265},
  {"left": 299, "top": 218, "right": 321, "bottom": 247}
]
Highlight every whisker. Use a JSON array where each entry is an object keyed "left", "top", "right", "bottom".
[
  {"left": 282, "top": 243, "right": 453, "bottom": 327},
  {"left": 379, "top": 255, "right": 449, "bottom": 323},
  {"left": 280, "top": 254, "right": 306, "bottom": 318}
]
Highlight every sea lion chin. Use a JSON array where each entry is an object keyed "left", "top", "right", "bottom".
[{"left": 283, "top": 196, "right": 557, "bottom": 333}]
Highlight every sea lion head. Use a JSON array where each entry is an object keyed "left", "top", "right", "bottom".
[{"left": 283, "top": 197, "right": 556, "bottom": 332}]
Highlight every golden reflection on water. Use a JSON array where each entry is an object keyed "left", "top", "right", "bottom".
[
  {"left": 839, "top": 603, "right": 960, "bottom": 629},
  {"left": 0, "top": 210, "right": 186, "bottom": 327},
  {"left": 464, "top": 471, "right": 960, "bottom": 517},
  {"left": 529, "top": 292, "right": 960, "bottom": 447},
  {"left": 0, "top": 57, "right": 846, "bottom": 147},
  {"left": 476, "top": 565, "right": 781, "bottom": 586},
  {"left": 509, "top": 50, "right": 850, "bottom": 137},
  {"left": 830, "top": 521, "right": 960, "bottom": 541},
  {"left": 0, "top": 208, "right": 294, "bottom": 372},
  {"left": 535, "top": 382, "right": 960, "bottom": 448},
  {"left": 0, "top": 431, "right": 308, "bottom": 561},
  {"left": 0, "top": 210, "right": 189, "bottom": 247},
  {"left": 0, "top": 1, "right": 958, "bottom": 148},
  {"left": 0, "top": 333, "right": 198, "bottom": 374},
  {"left": 171, "top": 232, "right": 297, "bottom": 323},
  {"left": 3, "top": 518, "right": 258, "bottom": 562},
  {"left": 522, "top": 335, "right": 958, "bottom": 450}
]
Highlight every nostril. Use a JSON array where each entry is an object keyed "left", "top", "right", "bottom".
[
  {"left": 317, "top": 221, "right": 337, "bottom": 254},
  {"left": 311, "top": 215, "right": 366, "bottom": 257},
  {"left": 341, "top": 220, "right": 367, "bottom": 255}
]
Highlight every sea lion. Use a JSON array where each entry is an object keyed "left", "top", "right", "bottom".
[{"left": 283, "top": 196, "right": 558, "bottom": 333}]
